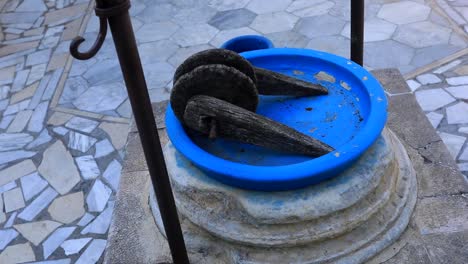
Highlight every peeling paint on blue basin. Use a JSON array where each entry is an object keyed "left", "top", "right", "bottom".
[{"left": 166, "top": 48, "right": 387, "bottom": 191}]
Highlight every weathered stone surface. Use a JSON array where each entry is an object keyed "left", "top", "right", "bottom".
[
  {"left": 99, "top": 122, "right": 129, "bottom": 150},
  {"left": 416, "top": 73, "right": 441, "bottom": 85},
  {"left": 7, "top": 109, "right": 33, "bottom": 132},
  {"left": 135, "top": 21, "right": 179, "bottom": 43},
  {"left": 73, "top": 82, "right": 127, "bottom": 113},
  {"left": 394, "top": 21, "right": 451, "bottom": 48},
  {"left": 61, "top": 238, "right": 91, "bottom": 256},
  {"left": 377, "top": 1, "right": 430, "bottom": 24},
  {"left": 0, "top": 133, "right": 34, "bottom": 151},
  {"left": 286, "top": 0, "right": 334, "bottom": 18},
  {"left": 86, "top": 179, "right": 112, "bottom": 212},
  {"left": 0, "top": 243, "right": 35, "bottom": 263},
  {"left": 171, "top": 24, "right": 218, "bottom": 47},
  {"left": 251, "top": 12, "right": 298, "bottom": 34},
  {"left": 65, "top": 116, "right": 99, "bottom": 133},
  {"left": 415, "top": 88, "right": 455, "bottom": 111},
  {"left": 3, "top": 187, "right": 25, "bottom": 212},
  {"left": 68, "top": 131, "right": 97, "bottom": 152},
  {"left": 75, "top": 155, "right": 100, "bottom": 180},
  {"left": 426, "top": 112, "right": 444, "bottom": 129},
  {"left": 438, "top": 132, "right": 465, "bottom": 159},
  {"left": 18, "top": 187, "right": 58, "bottom": 221},
  {"left": 20, "top": 172, "right": 48, "bottom": 201},
  {"left": 38, "top": 141, "right": 81, "bottom": 195},
  {"left": 48, "top": 192, "right": 85, "bottom": 224},
  {"left": 446, "top": 85, "right": 468, "bottom": 99},
  {"left": 246, "top": 0, "right": 292, "bottom": 14},
  {"left": 0, "top": 159, "right": 36, "bottom": 187},
  {"left": 82, "top": 202, "right": 115, "bottom": 234},
  {"left": 75, "top": 239, "right": 107, "bottom": 264},
  {"left": 47, "top": 111, "right": 73, "bottom": 126},
  {"left": 446, "top": 102, "right": 468, "bottom": 124},
  {"left": 0, "top": 229, "right": 18, "bottom": 250},
  {"left": 43, "top": 227, "right": 76, "bottom": 259},
  {"left": 341, "top": 19, "right": 396, "bottom": 42},
  {"left": 208, "top": 9, "right": 256, "bottom": 30},
  {"left": 14, "top": 220, "right": 62, "bottom": 246}
]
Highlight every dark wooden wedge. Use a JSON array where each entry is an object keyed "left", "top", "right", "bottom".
[
  {"left": 254, "top": 67, "right": 328, "bottom": 96},
  {"left": 184, "top": 95, "right": 334, "bottom": 157}
]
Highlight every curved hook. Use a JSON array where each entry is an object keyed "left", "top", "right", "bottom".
[{"left": 70, "top": 16, "right": 108, "bottom": 60}]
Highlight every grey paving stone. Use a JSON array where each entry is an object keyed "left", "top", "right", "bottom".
[
  {"left": 94, "top": 138, "right": 115, "bottom": 158},
  {"left": 446, "top": 102, "right": 468, "bottom": 124},
  {"left": 0, "top": 242, "right": 35, "bottom": 263},
  {"left": 26, "top": 129, "right": 52, "bottom": 149},
  {"left": 7, "top": 110, "right": 33, "bottom": 132},
  {"left": 16, "top": 0, "right": 47, "bottom": 12},
  {"left": 364, "top": 40, "right": 415, "bottom": 69},
  {"left": 27, "top": 63, "right": 46, "bottom": 85},
  {"left": 406, "top": 80, "right": 421, "bottom": 92},
  {"left": 446, "top": 85, "right": 468, "bottom": 99},
  {"left": 77, "top": 213, "right": 95, "bottom": 227},
  {"left": 438, "top": 132, "right": 466, "bottom": 159},
  {"left": 68, "top": 131, "right": 97, "bottom": 153},
  {"left": 27, "top": 100, "right": 48, "bottom": 133},
  {"left": 246, "top": 0, "right": 292, "bottom": 14},
  {"left": 434, "top": 59, "right": 462, "bottom": 74},
  {"left": 411, "top": 44, "right": 461, "bottom": 69},
  {"left": 73, "top": 82, "right": 127, "bottom": 113},
  {"left": 426, "top": 112, "right": 444, "bottom": 129},
  {"left": 86, "top": 179, "right": 112, "bottom": 212},
  {"left": 28, "top": 74, "right": 50, "bottom": 110},
  {"left": 48, "top": 192, "right": 85, "bottom": 224},
  {"left": 59, "top": 76, "right": 88, "bottom": 105},
  {"left": 306, "top": 35, "right": 349, "bottom": 58},
  {"left": 0, "top": 12, "right": 42, "bottom": 24},
  {"left": 168, "top": 44, "right": 213, "bottom": 67},
  {"left": 42, "top": 68, "right": 63, "bottom": 100},
  {"left": 295, "top": 14, "right": 345, "bottom": 38},
  {"left": 208, "top": 8, "right": 256, "bottom": 30},
  {"left": 43, "top": 227, "right": 76, "bottom": 259},
  {"left": 75, "top": 155, "right": 100, "bottom": 180},
  {"left": 137, "top": 3, "right": 177, "bottom": 23},
  {"left": 52, "top": 127, "right": 69, "bottom": 136},
  {"left": 74, "top": 239, "right": 107, "bottom": 264},
  {"left": 18, "top": 187, "right": 58, "bottom": 221},
  {"left": 459, "top": 148, "right": 468, "bottom": 161},
  {"left": 208, "top": 0, "right": 250, "bottom": 11},
  {"left": 135, "top": 21, "right": 179, "bottom": 43},
  {"left": 143, "top": 62, "right": 174, "bottom": 91},
  {"left": 4, "top": 211, "right": 17, "bottom": 228},
  {"left": 0, "top": 150, "right": 36, "bottom": 165},
  {"left": 286, "top": 0, "right": 334, "bottom": 18},
  {"left": 171, "top": 24, "right": 219, "bottom": 47},
  {"left": 11, "top": 69, "right": 30, "bottom": 92},
  {"left": 39, "top": 141, "right": 81, "bottom": 195},
  {"left": 459, "top": 127, "right": 468, "bottom": 134},
  {"left": 172, "top": 6, "right": 217, "bottom": 27},
  {"left": 447, "top": 76, "right": 468, "bottom": 86},
  {"left": 13, "top": 220, "right": 61, "bottom": 246},
  {"left": 394, "top": 21, "right": 452, "bottom": 48},
  {"left": 0, "top": 133, "right": 33, "bottom": 151},
  {"left": 0, "top": 181, "right": 17, "bottom": 195},
  {"left": 415, "top": 88, "right": 456, "bottom": 111},
  {"left": 416, "top": 73, "right": 442, "bottom": 85},
  {"left": 65, "top": 117, "right": 99, "bottom": 134},
  {"left": 82, "top": 201, "right": 115, "bottom": 234},
  {"left": 20, "top": 172, "right": 48, "bottom": 201},
  {"left": 377, "top": 1, "right": 430, "bottom": 25},
  {"left": 117, "top": 99, "right": 132, "bottom": 118},
  {"left": 26, "top": 49, "right": 52, "bottom": 66},
  {"left": 11, "top": 82, "right": 38, "bottom": 104},
  {"left": 61, "top": 238, "right": 91, "bottom": 256},
  {"left": 83, "top": 59, "right": 121, "bottom": 86},
  {"left": 0, "top": 115, "right": 14, "bottom": 130},
  {"left": 422, "top": 231, "right": 468, "bottom": 264},
  {"left": 138, "top": 39, "right": 180, "bottom": 65},
  {"left": 341, "top": 18, "right": 396, "bottom": 42},
  {"left": 266, "top": 31, "right": 309, "bottom": 48},
  {"left": 3, "top": 187, "right": 25, "bottom": 212},
  {"left": 251, "top": 11, "right": 299, "bottom": 34},
  {"left": 103, "top": 159, "right": 122, "bottom": 191}
]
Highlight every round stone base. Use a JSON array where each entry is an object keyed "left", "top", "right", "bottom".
[{"left": 151, "top": 129, "right": 417, "bottom": 263}]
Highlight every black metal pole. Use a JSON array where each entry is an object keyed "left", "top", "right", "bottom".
[
  {"left": 350, "top": 0, "right": 364, "bottom": 66},
  {"left": 69, "top": 0, "right": 190, "bottom": 263}
]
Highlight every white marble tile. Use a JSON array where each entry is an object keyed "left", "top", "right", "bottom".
[
  {"left": 0, "top": 229, "right": 18, "bottom": 250},
  {"left": 75, "top": 155, "right": 100, "bottom": 180},
  {"left": 42, "top": 226, "right": 76, "bottom": 259},
  {"left": 446, "top": 102, "right": 468, "bottom": 124},
  {"left": 68, "top": 131, "right": 97, "bottom": 152},
  {"left": 72, "top": 82, "right": 127, "bottom": 113},
  {"left": 459, "top": 127, "right": 468, "bottom": 134},
  {"left": 416, "top": 73, "right": 442, "bottom": 85},
  {"left": 27, "top": 100, "right": 49, "bottom": 132},
  {"left": 415, "top": 88, "right": 455, "bottom": 111},
  {"left": 250, "top": 12, "right": 299, "bottom": 34},
  {"left": 65, "top": 117, "right": 99, "bottom": 133},
  {"left": 61, "top": 237, "right": 91, "bottom": 255},
  {"left": 439, "top": 132, "right": 466, "bottom": 159},
  {"left": 446, "top": 76, "right": 468, "bottom": 86},
  {"left": 24, "top": 259, "right": 71, "bottom": 264},
  {"left": 247, "top": 0, "right": 292, "bottom": 14},
  {"left": 0, "top": 195, "right": 5, "bottom": 224},
  {"left": 26, "top": 49, "right": 52, "bottom": 66},
  {"left": 39, "top": 141, "right": 81, "bottom": 195},
  {"left": 445, "top": 85, "right": 468, "bottom": 100},
  {"left": 103, "top": 159, "right": 122, "bottom": 191},
  {"left": 0, "top": 133, "right": 34, "bottom": 151},
  {"left": 18, "top": 187, "right": 58, "bottom": 221},
  {"left": 4, "top": 99, "right": 30, "bottom": 115},
  {"left": 0, "top": 181, "right": 17, "bottom": 194},
  {"left": 94, "top": 138, "right": 114, "bottom": 158},
  {"left": 74, "top": 239, "right": 107, "bottom": 264},
  {"left": 0, "top": 159, "right": 35, "bottom": 187},
  {"left": 82, "top": 201, "right": 114, "bottom": 234},
  {"left": 3, "top": 211, "right": 16, "bottom": 228},
  {"left": 52, "top": 126, "right": 69, "bottom": 136},
  {"left": 28, "top": 74, "right": 50, "bottom": 110},
  {"left": 0, "top": 150, "right": 36, "bottom": 165},
  {"left": 433, "top": 59, "right": 461, "bottom": 74},
  {"left": 42, "top": 68, "right": 63, "bottom": 100},
  {"left": 406, "top": 79, "right": 421, "bottom": 92},
  {"left": 0, "top": 115, "right": 14, "bottom": 130},
  {"left": 26, "top": 129, "right": 52, "bottom": 149},
  {"left": 13, "top": 220, "right": 61, "bottom": 246},
  {"left": 11, "top": 69, "right": 30, "bottom": 92},
  {"left": 7, "top": 110, "right": 33, "bottom": 132},
  {"left": 16, "top": 0, "right": 47, "bottom": 12},
  {"left": 3, "top": 187, "right": 25, "bottom": 212},
  {"left": 27, "top": 63, "right": 46, "bottom": 85},
  {"left": 86, "top": 179, "right": 112, "bottom": 212},
  {"left": 20, "top": 172, "right": 48, "bottom": 201},
  {"left": 77, "top": 213, "right": 95, "bottom": 227},
  {"left": 426, "top": 112, "right": 444, "bottom": 128}
]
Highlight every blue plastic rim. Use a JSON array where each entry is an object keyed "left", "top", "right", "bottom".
[
  {"left": 221, "top": 35, "right": 274, "bottom": 53},
  {"left": 166, "top": 48, "right": 388, "bottom": 191}
]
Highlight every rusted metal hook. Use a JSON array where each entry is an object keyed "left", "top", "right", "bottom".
[{"left": 70, "top": 16, "right": 107, "bottom": 60}]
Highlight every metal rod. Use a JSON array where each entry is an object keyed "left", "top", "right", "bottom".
[
  {"left": 104, "top": 3, "right": 190, "bottom": 264},
  {"left": 350, "top": 0, "right": 364, "bottom": 65}
]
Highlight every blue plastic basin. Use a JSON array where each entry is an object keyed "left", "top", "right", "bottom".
[
  {"left": 221, "top": 35, "right": 274, "bottom": 53},
  {"left": 166, "top": 48, "right": 387, "bottom": 191}
]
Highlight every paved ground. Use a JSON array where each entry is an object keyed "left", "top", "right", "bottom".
[{"left": 0, "top": 0, "right": 466, "bottom": 263}]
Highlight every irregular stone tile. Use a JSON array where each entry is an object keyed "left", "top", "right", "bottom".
[
  {"left": 295, "top": 14, "right": 344, "bottom": 38},
  {"left": 103, "top": 160, "right": 122, "bottom": 191},
  {"left": 377, "top": 1, "right": 430, "bottom": 24},
  {"left": 86, "top": 179, "right": 112, "bottom": 212},
  {"left": 48, "top": 192, "right": 85, "bottom": 224},
  {"left": 0, "top": 242, "right": 35, "bottom": 263},
  {"left": 0, "top": 150, "right": 35, "bottom": 165},
  {"left": 18, "top": 187, "right": 58, "bottom": 221},
  {"left": 0, "top": 99, "right": 9, "bottom": 112},
  {"left": 439, "top": 132, "right": 466, "bottom": 159},
  {"left": 286, "top": 0, "right": 334, "bottom": 17},
  {"left": 68, "top": 131, "right": 97, "bottom": 153},
  {"left": 172, "top": 6, "right": 217, "bottom": 27},
  {"left": 78, "top": 213, "right": 95, "bottom": 227},
  {"left": 364, "top": 39, "right": 415, "bottom": 69},
  {"left": 27, "top": 100, "right": 48, "bottom": 133},
  {"left": 0, "top": 181, "right": 17, "bottom": 194},
  {"left": 59, "top": 76, "right": 88, "bottom": 104},
  {"left": 209, "top": 27, "right": 257, "bottom": 48},
  {"left": 28, "top": 74, "right": 50, "bottom": 110},
  {"left": 26, "top": 129, "right": 52, "bottom": 150},
  {"left": 47, "top": 112, "right": 73, "bottom": 126},
  {"left": 61, "top": 237, "right": 91, "bottom": 255},
  {"left": 25, "top": 259, "right": 71, "bottom": 264},
  {"left": 446, "top": 85, "right": 468, "bottom": 99},
  {"left": 99, "top": 122, "right": 130, "bottom": 150},
  {"left": 16, "top": 0, "right": 47, "bottom": 12},
  {"left": 75, "top": 155, "right": 100, "bottom": 180},
  {"left": 136, "top": 21, "right": 179, "bottom": 43},
  {"left": 454, "top": 65, "right": 468, "bottom": 76},
  {"left": 43, "top": 4, "right": 87, "bottom": 25},
  {"left": 74, "top": 239, "right": 107, "bottom": 264},
  {"left": 416, "top": 73, "right": 442, "bottom": 85},
  {"left": 24, "top": 27, "right": 44, "bottom": 37},
  {"left": 94, "top": 138, "right": 115, "bottom": 158},
  {"left": 14, "top": 220, "right": 61, "bottom": 246},
  {"left": 425, "top": 112, "right": 444, "bottom": 129},
  {"left": 446, "top": 102, "right": 468, "bottom": 124},
  {"left": 42, "top": 68, "right": 63, "bottom": 100},
  {"left": 138, "top": 39, "right": 180, "bottom": 66},
  {"left": 0, "top": 229, "right": 19, "bottom": 250},
  {"left": 415, "top": 88, "right": 455, "bottom": 111},
  {"left": 394, "top": 21, "right": 451, "bottom": 48},
  {"left": 11, "top": 82, "right": 37, "bottom": 104},
  {"left": 251, "top": 11, "right": 299, "bottom": 34},
  {"left": 43, "top": 227, "right": 76, "bottom": 259},
  {"left": 459, "top": 127, "right": 468, "bottom": 134},
  {"left": 3, "top": 187, "right": 25, "bottom": 212},
  {"left": 27, "top": 63, "right": 46, "bottom": 85},
  {"left": 0, "top": 85, "right": 10, "bottom": 100},
  {"left": 0, "top": 195, "right": 5, "bottom": 224},
  {"left": 0, "top": 133, "right": 34, "bottom": 151},
  {"left": 265, "top": 30, "right": 309, "bottom": 48},
  {"left": 4, "top": 212, "right": 17, "bottom": 228},
  {"left": 82, "top": 59, "right": 121, "bottom": 87},
  {"left": 208, "top": 0, "right": 250, "bottom": 11},
  {"left": 0, "top": 160, "right": 36, "bottom": 186},
  {"left": 447, "top": 76, "right": 468, "bottom": 86},
  {"left": 52, "top": 127, "right": 69, "bottom": 136},
  {"left": 38, "top": 141, "right": 81, "bottom": 195},
  {"left": 7, "top": 110, "right": 33, "bottom": 133},
  {"left": 73, "top": 82, "right": 127, "bottom": 113},
  {"left": 117, "top": 99, "right": 132, "bottom": 118},
  {"left": 11, "top": 69, "right": 30, "bottom": 92},
  {"left": 0, "top": 40, "right": 39, "bottom": 57},
  {"left": 458, "top": 163, "right": 468, "bottom": 171},
  {"left": 82, "top": 201, "right": 115, "bottom": 235},
  {"left": 149, "top": 87, "right": 170, "bottom": 103},
  {"left": 459, "top": 148, "right": 468, "bottom": 161},
  {"left": 246, "top": 0, "right": 292, "bottom": 14},
  {"left": 406, "top": 80, "right": 421, "bottom": 92},
  {"left": 434, "top": 59, "right": 461, "bottom": 74},
  {"left": 26, "top": 49, "right": 52, "bottom": 66},
  {"left": 208, "top": 9, "right": 256, "bottom": 30},
  {"left": 65, "top": 117, "right": 99, "bottom": 134},
  {"left": 20, "top": 172, "right": 48, "bottom": 201},
  {"left": 411, "top": 44, "right": 461, "bottom": 70},
  {"left": 341, "top": 18, "right": 396, "bottom": 42},
  {"left": 171, "top": 24, "right": 218, "bottom": 47},
  {"left": 47, "top": 53, "right": 67, "bottom": 72},
  {"left": 137, "top": 3, "right": 177, "bottom": 23}
]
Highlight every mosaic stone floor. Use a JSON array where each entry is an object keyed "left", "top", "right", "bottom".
[{"left": 0, "top": 0, "right": 466, "bottom": 263}]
